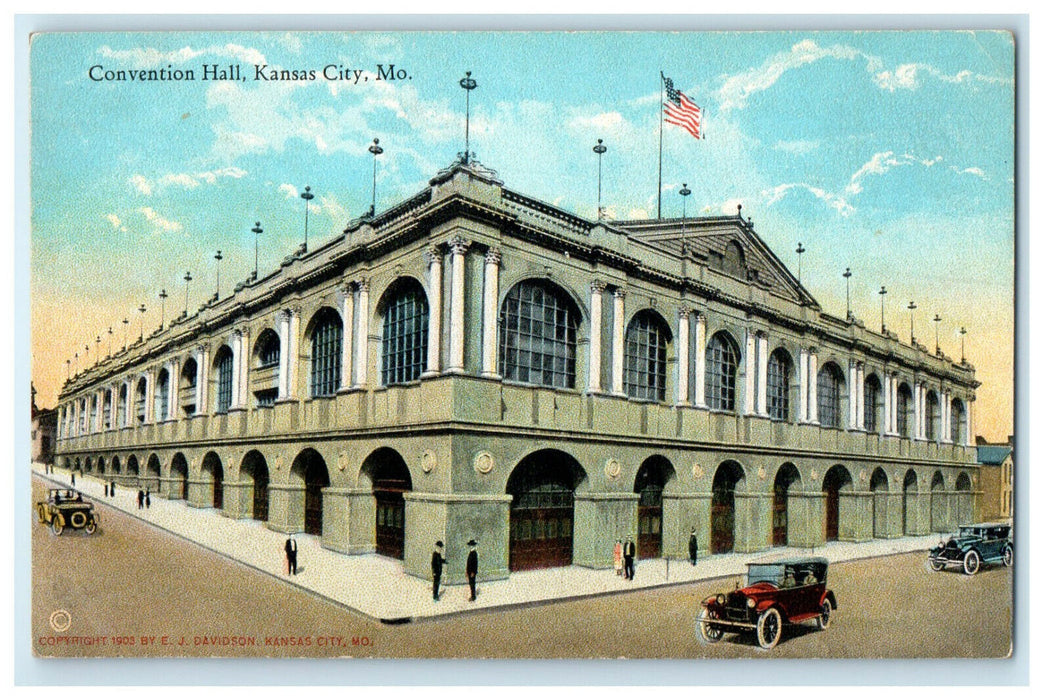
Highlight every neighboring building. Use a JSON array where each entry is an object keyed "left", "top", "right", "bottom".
[
  {"left": 53, "top": 159, "right": 980, "bottom": 584},
  {"left": 976, "top": 443, "right": 1013, "bottom": 521},
  {"left": 31, "top": 383, "right": 57, "bottom": 465}
]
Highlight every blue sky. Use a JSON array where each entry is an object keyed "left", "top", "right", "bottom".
[{"left": 29, "top": 30, "right": 1016, "bottom": 439}]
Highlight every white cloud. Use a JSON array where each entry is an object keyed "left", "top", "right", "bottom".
[
  {"left": 845, "top": 151, "right": 907, "bottom": 195},
  {"left": 773, "top": 139, "right": 820, "bottom": 155},
  {"left": 129, "top": 174, "right": 152, "bottom": 196},
  {"left": 104, "top": 214, "right": 126, "bottom": 231},
  {"left": 873, "top": 62, "right": 1010, "bottom": 92},
  {"left": 278, "top": 183, "right": 299, "bottom": 199},
  {"left": 952, "top": 165, "right": 988, "bottom": 179},
  {"left": 158, "top": 173, "right": 200, "bottom": 189},
  {"left": 762, "top": 182, "right": 855, "bottom": 217},
  {"left": 567, "top": 111, "right": 627, "bottom": 131},
  {"left": 139, "top": 207, "right": 182, "bottom": 232}
]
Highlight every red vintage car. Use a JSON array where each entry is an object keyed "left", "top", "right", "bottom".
[{"left": 695, "top": 557, "right": 837, "bottom": 650}]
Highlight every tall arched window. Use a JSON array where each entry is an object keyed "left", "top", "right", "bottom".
[
  {"left": 705, "top": 332, "right": 739, "bottom": 411},
  {"left": 950, "top": 398, "right": 964, "bottom": 444},
  {"left": 500, "top": 280, "right": 578, "bottom": 389},
  {"left": 817, "top": 362, "right": 843, "bottom": 428},
  {"left": 215, "top": 347, "right": 234, "bottom": 412},
  {"left": 897, "top": 383, "right": 912, "bottom": 437},
  {"left": 624, "top": 311, "right": 669, "bottom": 402},
  {"left": 382, "top": 280, "right": 428, "bottom": 385},
  {"left": 925, "top": 390, "right": 939, "bottom": 440},
  {"left": 157, "top": 369, "right": 170, "bottom": 421},
  {"left": 256, "top": 329, "right": 280, "bottom": 368},
  {"left": 766, "top": 348, "right": 792, "bottom": 421},
  {"left": 310, "top": 308, "right": 343, "bottom": 397},
  {"left": 863, "top": 374, "right": 881, "bottom": 432}
]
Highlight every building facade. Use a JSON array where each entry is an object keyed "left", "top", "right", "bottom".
[
  {"left": 31, "top": 384, "right": 56, "bottom": 465},
  {"left": 976, "top": 444, "right": 1013, "bottom": 521},
  {"left": 54, "top": 161, "right": 980, "bottom": 584}
]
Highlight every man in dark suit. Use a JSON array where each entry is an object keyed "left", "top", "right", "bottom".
[
  {"left": 431, "top": 541, "right": 446, "bottom": 601},
  {"left": 688, "top": 527, "right": 698, "bottom": 566},
  {"left": 624, "top": 537, "right": 636, "bottom": 580},
  {"left": 285, "top": 535, "right": 298, "bottom": 575},
  {"left": 466, "top": 539, "right": 479, "bottom": 601}
]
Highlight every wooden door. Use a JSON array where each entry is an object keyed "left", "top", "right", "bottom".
[
  {"left": 711, "top": 487, "right": 735, "bottom": 554},
  {"left": 252, "top": 470, "right": 269, "bottom": 521},
  {"left": 375, "top": 490, "right": 406, "bottom": 559}
]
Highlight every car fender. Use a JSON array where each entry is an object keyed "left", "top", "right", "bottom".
[
  {"left": 52, "top": 511, "right": 64, "bottom": 527},
  {"left": 755, "top": 599, "right": 778, "bottom": 614},
  {"left": 822, "top": 590, "right": 838, "bottom": 610},
  {"left": 961, "top": 544, "right": 981, "bottom": 560}
]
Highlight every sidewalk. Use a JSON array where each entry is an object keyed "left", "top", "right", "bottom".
[{"left": 33, "top": 464, "right": 941, "bottom": 623}]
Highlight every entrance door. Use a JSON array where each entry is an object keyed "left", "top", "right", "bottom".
[
  {"left": 212, "top": 465, "right": 224, "bottom": 509},
  {"left": 252, "top": 468, "right": 269, "bottom": 521},
  {"left": 637, "top": 483, "right": 663, "bottom": 559},
  {"left": 304, "top": 465, "right": 325, "bottom": 536},
  {"left": 375, "top": 486, "right": 407, "bottom": 559},
  {"left": 510, "top": 496, "right": 573, "bottom": 571},
  {"left": 825, "top": 487, "right": 839, "bottom": 541},
  {"left": 711, "top": 486, "right": 735, "bottom": 554},
  {"left": 773, "top": 483, "right": 788, "bottom": 547}
]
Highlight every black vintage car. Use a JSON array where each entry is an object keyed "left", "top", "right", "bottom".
[
  {"left": 928, "top": 523, "right": 1012, "bottom": 575},
  {"left": 696, "top": 557, "right": 837, "bottom": 650},
  {"left": 36, "top": 489, "right": 100, "bottom": 535}
]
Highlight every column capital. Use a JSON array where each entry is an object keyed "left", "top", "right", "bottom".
[
  {"left": 678, "top": 305, "right": 691, "bottom": 319},
  {"left": 590, "top": 279, "right": 607, "bottom": 294},
  {"left": 356, "top": 279, "right": 370, "bottom": 294},
  {"left": 340, "top": 280, "right": 356, "bottom": 296},
  {"left": 424, "top": 245, "right": 442, "bottom": 265},
  {"left": 485, "top": 247, "right": 502, "bottom": 265},
  {"left": 612, "top": 287, "right": 626, "bottom": 299},
  {"left": 449, "top": 236, "right": 470, "bottom": 255}
]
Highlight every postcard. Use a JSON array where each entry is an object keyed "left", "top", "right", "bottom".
[{"left": 28, "top": 28, "right": 1016, "bottom": 662}]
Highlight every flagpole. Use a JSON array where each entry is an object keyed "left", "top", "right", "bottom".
[{"left": 658, "top": 71, "right": 664, "bottom": 220}]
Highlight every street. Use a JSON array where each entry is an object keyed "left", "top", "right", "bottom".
[{"left": 32, "top": 477, "right": 1012, "bottom": 658}]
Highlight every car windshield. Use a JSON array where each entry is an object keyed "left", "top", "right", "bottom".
[{"left": 747, "top": 564, "right": 784, "bottom": 586}]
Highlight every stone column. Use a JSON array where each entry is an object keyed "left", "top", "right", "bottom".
[
  {"left": 588, "top": 280, "right": 605, "bottom": 393},
  {"left": 481, "top": 248, "right": 502, "bottom": 378},
  {"left": 340, "top": 283, "right": 355, "bottom": 390},
  {"left": 742, "top": 328, "right": 755, "bottom": 415},
  {"left": 847, "top": 361, "right": 857, "bottom": 429},
  {"left": 610, "top": 288, "right": 626, "bottom": 395},
  {"left": 808, "top": 351, "right": 818, "bottom": 423},
  {"left": 424, "top": 247, "right": 443, "bottom": 377},
  {"left": 277, "top": 311, "right": 290, "bottom": 399},
  {"left": 144, "top": 369, "right": 155, "bottom": 424},
  {"left": 915, "top": 380, "right": 925, "bottom": 440},
  {"left": 694, "top": 314, "right": 707, "bottom": 408},
  {"left": 287, "top": 308, "right": 301, "bottom": 398},
  {"left": 231, "top": 330, "right": 244, "bottom": 409},
  {"left": 677, "top": 307, "right": 690, "bottom": 405},
  {"left": 941, "top": 391, "right": 950, "bottom": 444},
  {"left": 239, "top": 328, "right": 250, "bottom": 409},
  {"left": 798, "top": 347, "right": 809, "bottom": 422},
  {"left": 354, "top": 282, "right": 369, "bottom": 388},
  {"left": 887, "top": 375, "right": 898, "bottom": 435},
  {"left": 198, "top": 346, "right": 210, "bottom": 415},
  {"left": 448, "top": 237, "right": 468, "bottom": 373},
  {"left": 965, "top": 399, "right": 973, "bottom": 446},
  {"left": 756, "top": 333, "right": 769, "bottom": 416},
  {"left": 95, "top": 390, "right": 104, "bottom": 432}
]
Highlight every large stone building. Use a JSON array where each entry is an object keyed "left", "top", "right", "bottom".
[{"left": 53, "top": 159, "right": 980, "bottom": 584}]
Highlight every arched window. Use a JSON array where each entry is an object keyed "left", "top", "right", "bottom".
[
  {"left": 863, "top": 374, "right": 881, "bottom": 432},
  {"left": 951, "top": 398, "right": 964, "bottom": 444},
  {"left": 382, "top": 280, "right": 428, "bottom": 385},
  {"left": 310, "top": 308, "right": 343, "bottom": 397},
  {"left": 135, "top": 380, "right": 146, "bottom": 424},
  {"left": 624, "top": 311, "right": 669, "bottom": 402},
  {"left": 500, "top": 280, "right": 578, "bottom": 389},
  {"left": 215, "top": 347, "right": 234, "bottom": 412},
  {"left": 897, "top": 384, "right": 912, "bottom": 437},
  {"left": 817, "top": 363, "right": 843, "bottom": 428},
  {"left": 725, "top": 240, "right": 747, "bottom": 278},
  {"left": 256, "top": 329, "right": 280, "bottom": 368},
  {"left": 157, "top": 369, "right": 170, "bottom": 421},
  {"left": 925, "top": 390, "right": 939, "bottom": 440},
  {"left": 766, "top": 348, "right": 792, "bottom": 421},
  {"left": 705, "top": 332, "right": 739, "bottom": 411}
]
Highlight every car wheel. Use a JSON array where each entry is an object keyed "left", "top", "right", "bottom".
[
  {"left": 927, "top": 557, "right": 945, "bottom": 572},
  {"left": 85, "top": 519, "right": 97, "bottom": 535},
  {"left": 695, "top": 608, "right": 724, "bottom": 645},
  {"left": 963, "top": 550, "right": 981, "bottom": 576},
  {"left": 756, "top": 608, "right": 783, "bottom": 650},
  {"left": 70, "top": 512, "right": 87, "bottom": 528},
  {"left": 1002, "top": 544, "right": 1013, "bottom": 568},
  {"left": 817, "top": 598, "right": 833, "bottom": 630},
  {"left": 36, "top": 504, "right": 47, "bottom": 524},
  {"left": 50, "top": 517, "right": 63, "bottom": 536}
]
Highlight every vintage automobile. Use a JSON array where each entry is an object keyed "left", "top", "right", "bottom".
[
  {"left": 695, "top": 557, "right": 837, "bottom": 650},
  {"left": 928, "top": 523, "right": 1013, "bottom": 575},
  {"left": 36, "top": 489, "right": 99, "bottom": 535}
]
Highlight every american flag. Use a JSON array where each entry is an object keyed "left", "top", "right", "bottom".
[{"left": 663, "top": 75, "right": 702, "bottom": 140}]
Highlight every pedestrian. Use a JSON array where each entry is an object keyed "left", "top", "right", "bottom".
[
  {"left": 624, "top": 537, "right": 636, "bottom": 580},
  {"left": 145, "top": 490, "right": 151, "bottom": 509},
  {"left": 688, "top": 527, "right": 698, "bottom": 566},
  {"left": 70, "top": 472, "right": 75, "bottom": 486},
  {"left": 284, "top": 535, "right": 297, "bottom": 575},
  {"left": 110, "top": 480, "right": 116, "bottom": 497},
  {"left": 137, "top": 490, "right": 144, "bottom": 509},
  {"left": 613, "top": 538, "right": 624, "bottom": 577},
  {"left": 431, "top": 541, "right": 446, "bottom": 601},
  {"left": 466, "top": 539, "right": 478, "bottom": 602},
  {"left": 104, "top": 483, "right": 109, "bottom": 497}
]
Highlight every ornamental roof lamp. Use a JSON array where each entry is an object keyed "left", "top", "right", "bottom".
[
  {"left": 960, "top": 326, "right": 967, "bottom": 363},
  {"left": 368, "top": 138, "right": 383, "bottom": 218},
  {"left": 138, "top": 304, "right": 147, "bottom": 341},
  {"left": 183, "top": 271, "right": 193, "bottom": 315},
  {"left": 843, "top": 267, "right": 853, "bottom": 321},
  {"left": 907, "top": 301, "right": 917, "bottom": 345},
  {"left": 251, "top": 223, "right": 263, "bottom": 281},
  {"left": 933, "top": 314, "right": 943, "bottom": 355},
  {"left": 593, "top": 138, "right": 608, "bottom": 220},
  {"left": 878, "top": 285, "right": 888, "bottom": 335},
  {"left": 459, "top": 71, "right": 477, "bottom": 165},
  {"left": 300, "top": 187, "right": 314, "bottom": 254},
  {"left": 214, "top": 250, "right": 223, "bottom": 301},
  {"left": 678, "top": 183, "right": 692, "bottom": 255},
  {"left": 159, "top": 288, "right": 168, "bottom": 329}
]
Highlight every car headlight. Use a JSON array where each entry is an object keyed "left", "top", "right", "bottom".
[
  {"left": 746, "top": 598, "right": 757, "bottom": 609},
  {"left": 715, "top": 594, "right": 725, "bottom": 605}
]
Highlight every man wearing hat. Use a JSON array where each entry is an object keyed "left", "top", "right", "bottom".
[
  {"left": 431, "top": 541, "right": 446, "bottom": 601},
  {"left": 466, "top": 539, "right": 479, "bottom": 602}
]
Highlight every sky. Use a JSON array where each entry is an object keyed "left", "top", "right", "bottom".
[{"left": 28, "top": 30, "right": 1016, "bottom": 441}]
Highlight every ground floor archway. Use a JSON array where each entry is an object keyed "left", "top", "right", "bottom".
[
  {"left": 902, "top": 469, "right": 918, "bottom": 535},
  {"left": 202, "top": 452, "right": 224, "bottom": 509},
  {"left": 171, "top": 453, "right": 189, "bottom": 501},
  {"left": 823, "top": 465, "right": 853, "bottom": 542},
  {"left": 240, "top": 450, "right": 270, "bottom": 521},
  {"left": 711, "top": 461, "right": 745, "bottom": 554},
  {"left": 634, "top": 456, "right": 673, "bottom": 559},
  {"left": 362, "top": 448, "right": 412, "bottom": 560},
  {"left": 507, "top": 450, "right": 586, "bottom": 571},
  {"left": 773, "top": 463, "right": 802, "bottom": 547},
  {"left": 870, "top": 468, "right": 890, "bottom": 538},
  {"left": 292, "top": 449, "right": 330, "bottom": 536}
]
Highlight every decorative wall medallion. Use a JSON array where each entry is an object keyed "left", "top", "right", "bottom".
[
  {"left": 421, "top": 450, "right": 436, "bottom": 474},
  {"left": 275, "top": 455, "right": 284, "bottom": 471},
  {"left": 474, "top": 451, "right": 494, "bottom": 475},
  {"left": 757, "top": 466, "right": 767, "bottom": 480},
  {"left": 810, "top": 468, "right": 819, "bottom": 481},
  {"left": 604, "top": 458, "right": 621, "bottom": 480},
  {"left": 895, "top": 469, "right": 902, "bottom": 483},
  {"left": 692, "top": 463, "right": 704, "bottom": 480},
  {"left": 338, "top": 451, "right": 348, "bottom": 471},
  {"left": 859, "top": 469, "right": 867, "bottom": 482}
]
